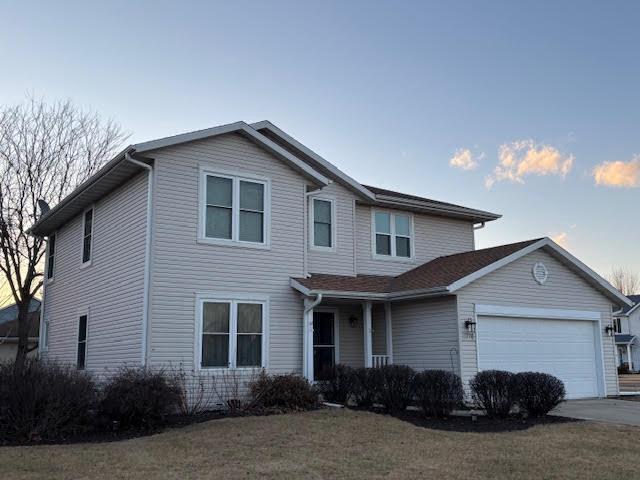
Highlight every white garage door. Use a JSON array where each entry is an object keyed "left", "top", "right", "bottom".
[{"left": 477, "top": 316, "right": 600, "bottom": 399}]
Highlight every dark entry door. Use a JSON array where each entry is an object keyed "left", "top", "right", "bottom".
[{"left": 313, "top": 311, "right": 335, "bottom": 380}]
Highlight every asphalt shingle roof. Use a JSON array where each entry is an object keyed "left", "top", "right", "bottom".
[{"left": 294, "top": 239, "right": 542, "bottom": 295}]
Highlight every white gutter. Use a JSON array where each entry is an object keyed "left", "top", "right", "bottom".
[{"left": 125, "top": 153, "right": 153, "bottom": 366}]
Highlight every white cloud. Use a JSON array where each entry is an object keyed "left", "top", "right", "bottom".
[
  {"left": 592, "top": 156, "right": 640, "bottom": 188},
  {"left": 550, "top": 232, "right": 568, "bottom": 248},
  {"left": 449, "top": 148, "right": 480, "bottom": 171},
  {"left": 485, "top": 140, "right": 574, "bottom": 188}
]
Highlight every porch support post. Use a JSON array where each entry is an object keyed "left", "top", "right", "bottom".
[
  {"left": 303, "top": 300, "right": 315, "bottom": 382},
  {"left": 363, "top": 301, "right": 373, "bottom": 368},
  {"left": 627, "top": 344, "right": 633, "bottom": 371},
  {"left": 384, "top": 302, "right": 393, "bottom": 365}
]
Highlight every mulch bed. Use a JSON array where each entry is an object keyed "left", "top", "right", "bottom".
[{"left": 391, "top": 409, "right": 580, "bottom": 432}]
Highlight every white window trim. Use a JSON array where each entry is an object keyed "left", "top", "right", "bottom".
[
  {"left": 45, "top": 232, "right": 56, "bottom": 284},
  {"left": 76, "top": 308, "right": 89, "bottom": 370},
  {"left": 370, "top": 209, "right": 415, "bottom": 262},
  {"left": 309, "top": 195, "right": 337, "bottom": 252},
  {"left": 194, "top": 292, "right": 270, "bottom": 371},
  {"left": 80, "top": 206, "right": 94, "bottom": 268},
  {"left": 198, "top": 167, "right": 271, "bottom": 250}
]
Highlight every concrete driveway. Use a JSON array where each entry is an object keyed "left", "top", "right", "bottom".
[{"left": 551, "top": 398, "right": 640, "bottom": 426}]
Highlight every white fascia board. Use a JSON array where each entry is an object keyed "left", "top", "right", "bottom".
[
  {"left": 135, "top": 121, "right": 330, "bottom": 187},
  {"left": 543, "top": 240, "right": 634, "bottom": 307},
  {"left": 290, "top": 278, "right": 312, "bottom": 296},
  {"left": 475, "top": 304, "right": 601, "bottom": 321},
  {"left": 447, "top": 239, "right": 548, "bottom": 292},
  {"left": 448, "top": 237, "right": 634, "bottom": 308},
  {"left": 251, "top": 121, "right": 376, "bottom": 201},
  {"left": 373, "top": 197, "right": 501, "bottom": 222}
]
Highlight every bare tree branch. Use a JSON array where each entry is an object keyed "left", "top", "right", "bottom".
[
  {"left": 608, "top": 266, "right": 640, "bottom": 296},
  {"left": 0, "top": 96, "right": 129, "bottom": 368}
]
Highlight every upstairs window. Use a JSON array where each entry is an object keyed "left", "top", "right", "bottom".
[
  {"left": 614, "top": 317, "right": 622, "bottom": 334},
  {"left": 310, "top": 197, "right": 335, "bottom": 250},
  {"left": 82, "top": 208, "right": 93, "bottom": 265},
  {"left": 373, "top": 211, "right": 413, "bottom": 259},
  {"left": 202, "top": 171, "right": 268, "bottom": 246},
  {"left": 77, "top": 314, "right": 88, "bottom": 369},
  {"left": 46, "top": 234, "right": 56, "bottom": 280},
  {"left": 199, "top": 297, "right": 266, "bottom": 369}
]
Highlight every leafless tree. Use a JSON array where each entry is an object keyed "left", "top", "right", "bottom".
[
  {"left": 608, "top": 266, "right": 640, "bottom": 296},
  {"left": 0, "top": 97, "right": 128, "bottom": 368}
]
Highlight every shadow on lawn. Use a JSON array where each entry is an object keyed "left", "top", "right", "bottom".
[{"left": 388, "top": 409, "right": 581, "bottom": 433}]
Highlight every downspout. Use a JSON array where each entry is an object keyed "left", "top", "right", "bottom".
[
  {"left": 303, "top": 293, "right": 323, "bottom": 380},
  {"left": 125, "top": 153, "right": 153, "bottom": 366}
]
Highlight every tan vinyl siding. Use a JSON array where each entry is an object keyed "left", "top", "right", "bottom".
[
  {"left": 147, "top": 133, "right": 308, "bottom": 374},
  {"left": 42, "top": 172, "right": 148, "bottom": 371},
  {"left": 335, "top": 304, "right": 364, "bottom": 368},
  {"left": 307, "top": 182, "right": 357, "bottom": 276},
  {"left": 355, "top": 204, "right": 475, "bottom": 276},
  {"left": 457, "top": 248, "right": 618, "bottom": 396},
  {"left": 391, "top": 297, "right": 459, "bottom": 374}
]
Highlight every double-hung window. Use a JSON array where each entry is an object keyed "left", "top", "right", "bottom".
[
  {"left": 199, "top": 297, "right": 266, "bottom": 369},
  {"left": 373, "top": 211, "right": 413, "bottom": 259},
  {"left": 202, "top": 171, "right": 268, "bottom": 246},
  {"left": 46, "top": 234, "right": 56, "bottom": 280},
  {"left": 310, "top": 197, "right": 335, "bottom": 250},
  {"left": 82, "top": 208, "right": 93, "bottom": 265},
  {"left": 77, "top": 314, "right": 88, "bottom": 369}
]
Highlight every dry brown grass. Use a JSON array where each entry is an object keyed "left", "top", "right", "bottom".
[{"left": 1, "top": 408, "right": 638, "bottom": 480}]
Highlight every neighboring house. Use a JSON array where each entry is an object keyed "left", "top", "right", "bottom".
[
  {"left": 614, "top": 294, "right": 640, "bottom": 371},
  {"left": 0, "top": 299, "right": 41, "bottom": 362},
  {"left": 30, "top": 121, "right": 631, "bottom": 400}
]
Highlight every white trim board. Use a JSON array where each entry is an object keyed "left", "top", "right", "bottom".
[
  {"left": 475, "top": 304, "right": 601, "bottom": 322},
  {"left": 135, "top": 121, "right": 330, "bottom": 187}
]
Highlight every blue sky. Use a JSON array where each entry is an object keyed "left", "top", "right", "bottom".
[{"left": 1, "top": 0, "right": 638, "bottom": 278}]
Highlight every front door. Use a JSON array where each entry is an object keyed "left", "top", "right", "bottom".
[{"left": 313, "top": 311, "right": 336, "bottom": 380}]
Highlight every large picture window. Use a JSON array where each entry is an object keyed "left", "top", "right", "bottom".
[
  {"left": 201, "top": 171, "right": 268, "bottom": 246},
  {"left": 373, "top": 211, "right": 413, "bottom": 259},
  {"left": 198, "top": 296, "right": 266, "bottom": 369}
]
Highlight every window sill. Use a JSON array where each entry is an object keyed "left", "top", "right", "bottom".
[
  {"left": 309, "top": 245, "right": 336, "bottom": 253},
  {"left": 371, "top": 254, "right": 415, "bottom": 263},
  {"left": 197, "top": 237, "right": 270, "bottom": 250},
  {"left": 80, "top": 260, "right": 93, "bottom": 270},
  {"left": 196, "top": 366, "right": 265, "bottom": 373}
]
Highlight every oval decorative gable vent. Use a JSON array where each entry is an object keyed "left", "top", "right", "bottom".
[{"left": 532, "top": 262, "right": 548, "bottom": 285}]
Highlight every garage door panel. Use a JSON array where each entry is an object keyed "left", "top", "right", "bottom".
[{"left": 477, "top": 316, "right": 599, "bottom": 399}]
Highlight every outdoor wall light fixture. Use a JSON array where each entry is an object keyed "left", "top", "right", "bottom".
[
  {"left": 349, "top": 315, "right": 358, "bottom": 328},
  {"left": 604, "top": 324, "right": 615, "bottom": 337},
  {"left": 464, "top": 319, "right": 476, "bottom": 333}
]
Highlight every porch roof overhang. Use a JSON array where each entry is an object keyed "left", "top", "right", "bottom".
[
  {"left": 615, "top": 334, "right": 637, "bottom": 345},
  {"left": 292, "top": 238, "right": 633, "bottom": 308}
]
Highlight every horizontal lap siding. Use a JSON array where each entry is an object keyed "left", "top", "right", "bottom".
[
  {"left": 391, "top": 297, "right": 459, "bottom": 373},
  {"left": 355, "top": 205, "right": 475, "bottom": 276},
  {"left": 457, "top": 249, "right": 618, "bottom": 396},
  {"left": 43, "top": 173, "right": 147, "bottom": 371},
  {"left": 148, "top": 133, "right": 306, "bottom": 375},
  {"left": 307, "top": 182, "right": 356, "bottom": 276},
  {"left": 335, "top": 304, "right": 364, "bottom": 368}
]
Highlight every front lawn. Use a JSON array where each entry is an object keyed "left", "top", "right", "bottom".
[{"left": 1, "top": 408, "right": 638, "bottom": 480}]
